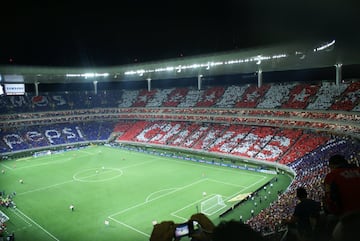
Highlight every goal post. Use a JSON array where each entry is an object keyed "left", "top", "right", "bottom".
[{"left": 200, "top": 194, "right": 226, "bottom": 215}]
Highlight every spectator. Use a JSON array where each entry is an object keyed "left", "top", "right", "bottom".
[
  {"left": 324, "top": 154, "right": 360, "bottom": 217},
  {"left": 149, "top": 212, "right": 265, "bottom": 241},
  {"left": 212, "top": 220, "right": 265, "bottom": 241},
  {"left": 331, "top": 210, "right": 360, "bottom": 241},
  {"left": 285, "top": 187, "right": 321, "bottom": 241}
]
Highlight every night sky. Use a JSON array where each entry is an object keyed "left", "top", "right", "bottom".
[{"left": 1, "top": 0, "right": 359, "bottom": 67}]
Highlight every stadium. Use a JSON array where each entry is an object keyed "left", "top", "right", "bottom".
[{"left": 0, "top": 39, "right": 359, "bottom": 241}]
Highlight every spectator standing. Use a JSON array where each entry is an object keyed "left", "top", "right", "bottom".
[
  {"left": 212, "top": 220, "right": 265, "bottom": 241},
  {"left": 285, "top": 187, "right": 321, "bottom": 241},
  {"left": 324, "top": 154, "right": 360, "bottom": 217},
  {"left": 150, "top": 212, "right": 265, "bottom": 241},
  {"left": 331, "top": 210, "right": 360, "bottom": 241}
]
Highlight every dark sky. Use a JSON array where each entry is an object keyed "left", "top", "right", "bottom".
[{"left": 1, "top": 0, "right": 359, "bottom": 67}]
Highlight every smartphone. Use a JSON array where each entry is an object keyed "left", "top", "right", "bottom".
[{"left": 174, "top": 221, "right": 199, "bottom": 238}]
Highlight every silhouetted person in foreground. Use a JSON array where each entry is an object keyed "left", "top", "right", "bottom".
[
  {"left": 284, "top": 187, "right": 321, "bottom": 241},
  {"left": 150, "top": 212, "right": 265, "bottom": 241},
  {"left": 212, "top": 220, "right": 265, "bottom": 241},
  {"left": 331, "top": 210, "right": 360, "bottom": 241}
]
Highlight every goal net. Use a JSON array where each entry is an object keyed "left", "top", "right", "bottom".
[{"left": 200, "top": 194, "right": 226, "bottom": 215}]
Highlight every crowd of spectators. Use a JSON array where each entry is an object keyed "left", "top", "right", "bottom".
[
  {"left": 246, "top": 137, "right": 360, "bottom": 237},
  {"left": 1, "top": 81, "right": 359, "bottom": 114},
  {"left": 0, "top": 79, "right": 359, "bottom": 240},
  {"left": 0, "top": 191, "right": 15, "bottom": 209}
]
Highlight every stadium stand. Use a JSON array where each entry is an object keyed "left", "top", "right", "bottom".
[{"left": 1, "top": 79, "right": 359, "bottom": 240}]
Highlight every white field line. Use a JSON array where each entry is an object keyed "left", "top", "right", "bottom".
[
  {"left": 170, "top": 157, "right": 266, "bottom": 178},
  {"left": 108, "top": 217, "right": 150, "bottom": 238},
  {"left": 10, "top": 208, "right": 32, "bottom": 226},
  {"left": 115, "top": 174, "right": 267, "bottom": 229},
  {"left": 16, "top": 153, "right": 66, "bottom": 162},
  {"left": 206, "top": 178, "right": 247, "bottom": 188},
  {"left": 122, "top": 159, "right": 157, "bottom": 170},
  {"left": 18, "top": 180, "right": 74, "bottom": 196},
  {"left": 15, "top": 208, "right": 60, "bottom": 241},
  {"left": 145, "top": 188, "right": 177, "bottom": 202},
  {"left": 9, "top": 148, "right": 270, "bottom": 240},
  {"left": 170, "top": 193, "right": 217, "bottom": 221},
  {"left": 14, "top": 149, "right": 98, "bottom": 169},
  {"left": 108, "top": 157, "right": 270, "bottom": 235},
  {"left": 78, "top": 150, "right": 96, "bottom": 155},
  {"left": 109, "top": 179, "right": 208, "bottom": 218},
  {"left": 108, "top": 179, "right": 208, "bottom": 237},
  {"left": 0, "top": 162, "right": 13, "bottom": 170},
  {"left": 15, "top": 156, "right": 33, "bottom": 162},
  {"left": 14, "top": 158, "right": 72, "bottom": 170},
  {"left": 76, "top": 169, "right": 120, "bottom": 180},
  {"left": 225, "top": 175, "right": 267, "bottom": 201},
  {"left": 172, "top": 176, "right": 268, "bottom": 219},
  {"left": 1, "top": 154, "right": 73, "bottom": 170},
  {"left": 17, "top": 158, "right": 156, "bottom": 196}
]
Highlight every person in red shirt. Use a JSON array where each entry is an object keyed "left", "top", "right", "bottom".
[{"left": 324, "top": 154, "right": 360, "bottom": 217}]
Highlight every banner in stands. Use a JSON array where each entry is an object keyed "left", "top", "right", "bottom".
[{"left": 3, "top": 127, "right": 84, "bottom": 149}]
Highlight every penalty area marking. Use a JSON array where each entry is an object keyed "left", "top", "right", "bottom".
[
  {"left": 73, "top": 167, "right": 123, "bottom": 182},
  {"left": 108, "top": 217, "right": 150, "bottom": 238},
  {"left": 145, "top": 188, "right": 178, "bottom": 202},
  {"left": 108, "top": 179, "right": 208, "bottom": 236}
]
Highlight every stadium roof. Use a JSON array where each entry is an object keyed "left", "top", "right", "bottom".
[{"left": 0, "top": 39, "right": 359, "bottom": 84}]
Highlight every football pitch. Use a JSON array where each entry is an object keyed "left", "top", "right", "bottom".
[{"left": 0, "top": 145, "right": 278, "bottom": 241}]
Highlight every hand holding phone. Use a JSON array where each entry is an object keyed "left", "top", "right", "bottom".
[
  {"left": 150, "top": 221, "right": 176, "bottom": 241},
  {"left": 174, "top": 221, "right": 200, "bottom": 238}
]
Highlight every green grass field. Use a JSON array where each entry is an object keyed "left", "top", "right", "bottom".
[{"left": 0, "top": 145, "right": 288, "bottom": 241}]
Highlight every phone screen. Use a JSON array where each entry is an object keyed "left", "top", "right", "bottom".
[
  {"left": 192, "top": 221, "right": 200, "bottom": 232},
  {"left": 174, "top": 222, "right": 190, "bottom": 238},
  {"left": 174, "top": 221, "right": 200, "bottom": 238}
]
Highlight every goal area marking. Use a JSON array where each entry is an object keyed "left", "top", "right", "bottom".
[{"left": 200, "top": 194, "right": 227, "bottom": 216}]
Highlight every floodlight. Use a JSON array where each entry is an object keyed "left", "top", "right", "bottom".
[{"left": 313, "top": 40, "right": 335, "bottom": 52}]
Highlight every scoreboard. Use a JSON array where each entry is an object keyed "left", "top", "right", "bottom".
[{"left": 1, "top": 74, "right": 25, "bottom": 95}]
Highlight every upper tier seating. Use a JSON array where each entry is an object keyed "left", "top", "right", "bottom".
[{"left": 1, "top": 81, "right": 359, "bottom": 113}]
